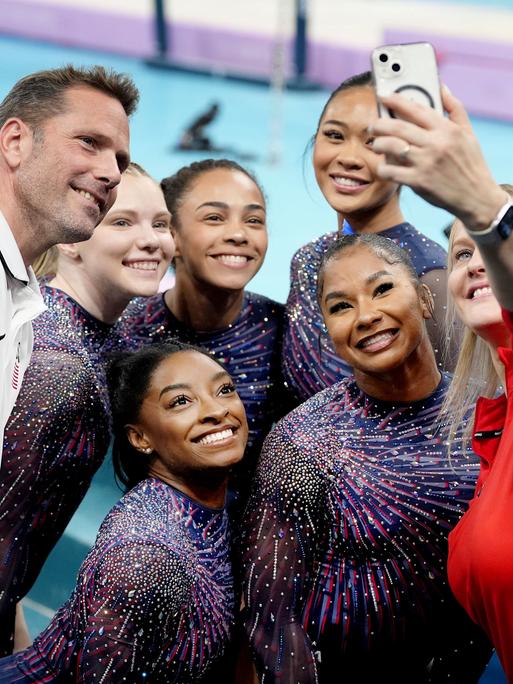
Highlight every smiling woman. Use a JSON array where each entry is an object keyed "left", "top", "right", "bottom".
[
  {"left": 0, "top": 342, "right": 247, "bottom": 682},
  {"left": 122, "top": 159, "right": 289, "bottom": 498},
  {"left": 441, "top": 187, "right": 513, "bottom": 679},
  {"left": 0, "top": 163, "right": 174, "bottom": 656},
  {"left": 242, "top": 233, "right": 491, "bottom": 682},
  {"left": 50, "top": 163, "right": 174, "bottom": 322},
  {"left": 317, "top": 233, "right": 435, "bottom": 401},
  {"left": 120, "top": 346, "right": 248, "bottom": 505},
  {"left": 282, "top": 71, "right": 450, "bottom": 405},
  {"left": 440, "top": 187, "right": 513, "bottom": 448}
]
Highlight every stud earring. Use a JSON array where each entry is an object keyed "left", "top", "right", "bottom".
[{"left": 141, "top": 447, "right": 152, "bottom": 454}]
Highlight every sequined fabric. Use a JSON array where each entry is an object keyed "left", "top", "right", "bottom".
[
  {"left": 120, "top": 291, "right": 288, "bottom": 472},
  {"left": 282, "top": 224, "right": 447, "bottom": 403},
  {"left": 0, "top": 478, "right": 235, "bottom": 682},
  {"left": 242, "top": 375, "right": 490, "bottom": 682},
  {"left": 0, "top": 285, "right": 132, "bottom": 656}
]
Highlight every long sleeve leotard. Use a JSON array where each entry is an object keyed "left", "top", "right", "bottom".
[
  {"left": 242, "top": 375, "right": 490, "bottom": 682},
  {"left": 0, "top": 478, "right": 235, "bottom": 683}
]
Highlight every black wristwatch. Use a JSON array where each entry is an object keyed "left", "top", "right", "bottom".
[{"left": 466, "top": 200, "right": 513, "bottom": 245}]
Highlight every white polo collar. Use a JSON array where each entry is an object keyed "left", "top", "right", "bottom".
[{"left": 0, "top": 210, "right": 30, "bottom": 284}]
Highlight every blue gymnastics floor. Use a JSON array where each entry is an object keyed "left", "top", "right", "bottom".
[{"left": 0, "top": 33, "right": 509, "bottom": 682}]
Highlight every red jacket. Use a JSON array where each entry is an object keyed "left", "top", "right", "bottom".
[{"left": 449, "top": 309, "right": 513, "bottom": 680}]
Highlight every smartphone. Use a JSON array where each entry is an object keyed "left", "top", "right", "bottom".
[{"left": 371, "top": 42, "right": 442, "bottom": 118}]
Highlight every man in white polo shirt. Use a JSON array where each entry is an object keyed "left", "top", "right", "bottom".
[
  {"left": 0, "top": 65, "right": 139, "bottom": 461},
  {"left": 0, "top": 215, "right": 45, "bottom": 454}
]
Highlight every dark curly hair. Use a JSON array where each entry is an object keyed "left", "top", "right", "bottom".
[
  {"left": 107, "top": 341, "right": 228, "bottom": 492},
  {"left": 317, "top": 233, "right": 421, "bottom": 304}
]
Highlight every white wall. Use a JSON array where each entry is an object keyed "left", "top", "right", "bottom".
[{"left": 13, "top": 0, "right": 513, "bottom": 44}]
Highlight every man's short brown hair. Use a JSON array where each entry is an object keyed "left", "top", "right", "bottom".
[{"left": 0, "top": 64, "right": 139, "bottom": 129}]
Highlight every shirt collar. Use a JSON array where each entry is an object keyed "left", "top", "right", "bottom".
[{"left": 0, "top": 210, "right": 30, "bottom": 284}]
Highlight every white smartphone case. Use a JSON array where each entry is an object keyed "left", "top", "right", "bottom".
[{"left": 371, "top": 42, "right": 443, "bottom": 118}]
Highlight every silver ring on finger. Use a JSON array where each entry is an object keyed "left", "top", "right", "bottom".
[{"left": 398, "top": 143, "right": 411, "bottom": 163}]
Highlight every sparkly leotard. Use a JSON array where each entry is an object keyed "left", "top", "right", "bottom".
[
  {"left": 0, "top": 478, "right": 235, "bottom": 683},
  {"left": 121, "top": 291, "right": 288, "bottom": 469},
  {"left": 0, "top": 285, "right": 131, "bottom": 655},
  {"left": 282, "top": 224, "right": 447, "bottom": 403},
  {"left": 242, "top": 375, "right": 490, "bottom": 682}
]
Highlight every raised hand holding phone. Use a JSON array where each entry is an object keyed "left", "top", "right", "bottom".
[
  {"left": 371, "top": 85, "right": 503, "bottom": 230},
  {"left": 372, "top": 79, "right": 513, "bottom": 316}
]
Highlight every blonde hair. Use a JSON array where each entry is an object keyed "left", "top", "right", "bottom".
[
  {"left": 32, "top": 162, "right": 154, "bottom": 279},
  {"left": 441, "top": 183, "right": 513, "bottom": 448},
  {"left": 33, "top": 246, "right": 59, "bottom": 278}
]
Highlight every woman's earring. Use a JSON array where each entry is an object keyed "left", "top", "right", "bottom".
[{"left": 141, "top": 447, "right": 152, "bottom": 454}]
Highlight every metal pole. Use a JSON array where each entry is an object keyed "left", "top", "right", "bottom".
[
  {"left": 154, "top": 0, "right": 168, "bottom": 57},
  {"left": 294, "top": 0, "right": 307, "bottom": 79},
  {"left": 146, "top": 0, "right": 319, "bottom": 89}
]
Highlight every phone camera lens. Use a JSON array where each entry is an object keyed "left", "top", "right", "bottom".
[
  {"left": 392, "top": 63, "right": 401, "bottom": 72},
  {"left": 379, "top": 53, "right": 388, "bottom": 63}
]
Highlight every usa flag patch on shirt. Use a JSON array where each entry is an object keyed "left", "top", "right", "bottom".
[{"left": 11, "top": 343, "right": 20, "bottom": 391}]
